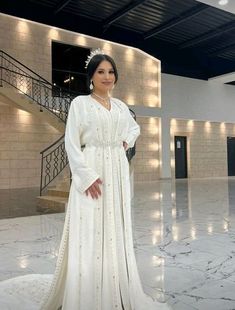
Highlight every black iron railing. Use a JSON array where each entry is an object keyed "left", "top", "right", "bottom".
[
  {"left": 0, "top": 50, "right": 136, "bottom": 196},
  {"left": 0, "top": 50, "right": 73, "bottom": 194},
  {"left": 0, "top": 50, "right": 72, "bottom": 122},
  {"left": 40, "top": 135, "right": 69, "bottom": 195}
]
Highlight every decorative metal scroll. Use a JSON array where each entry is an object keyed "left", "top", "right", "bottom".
[
  {"left": 0, "top": 50, "right": 137, "bottom": 195},
  {"left": 0, "top": 50, "right": 71, "bottom": 122},
  {"left": 40, "top": 135, "right": 69, "bottom": 195}
]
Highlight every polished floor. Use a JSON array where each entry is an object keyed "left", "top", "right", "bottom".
[{"left": 1, "top": 178, "right": 235, "bottom": 309}]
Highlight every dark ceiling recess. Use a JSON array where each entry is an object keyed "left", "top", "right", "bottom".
[
  {"left": 53, "top": 0, "right": 72, "bottom": 15},
  {"left": 1, "top": 0, "right": 235, "bottom": 80}
]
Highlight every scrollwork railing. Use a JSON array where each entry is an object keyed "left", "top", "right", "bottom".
[
  {"left": 0, "top": 50, "right": 136, "bottom": 196},
  {"left": 0, "top": 50, "right": 73, "bottom": 194},
  {"left": 40, "top": 135, "right": 69, "bottom": 195},
  {"left": 0, "top": 50, "right": 71, "bottom": 122}
]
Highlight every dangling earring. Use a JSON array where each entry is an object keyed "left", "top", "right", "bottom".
[
  {"left": 112, "top": 84, "right": 115, "bottom": 90},
  {"left": 90, "top": 81, "right": 93, "bottom": 90}
]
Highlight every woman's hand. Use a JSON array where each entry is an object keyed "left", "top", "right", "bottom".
[
  {"left": 85, "top": 178, "right": 102, "bottom": 199},
  {"left": 123, "top": 141, "right": 128, "bottom": 150}
]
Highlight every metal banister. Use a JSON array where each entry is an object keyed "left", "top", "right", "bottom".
[{"left": 0, "top": 50, "right": 136, "bottom": 196}]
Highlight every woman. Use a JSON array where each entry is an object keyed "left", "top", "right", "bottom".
[
  {"left": 0, "top": 50, "right": 170, "bottom": 310},
  {"left": 41, "top": 50, "right": 171, "bottom": 310}
]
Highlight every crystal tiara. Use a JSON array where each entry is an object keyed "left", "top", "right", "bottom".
[{"left": 85, "top": 48, "right": 105, "bottom": 69}]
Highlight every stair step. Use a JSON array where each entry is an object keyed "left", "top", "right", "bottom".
[
  {"left": 52, "top": 182, "right": 70, "bottom": 189},
  {"left": 0, "top": 87, "right": 65, "bottom": 132},
  {"left": 47, "top": 188, "right": 70, "bottom": 198},
  {"left": 36, "top": 195, "right": 68, "bottom": 213}
]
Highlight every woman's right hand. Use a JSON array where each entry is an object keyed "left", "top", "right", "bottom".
[{"left": 85, "top": 178, "right": 102, "bottom": 199}]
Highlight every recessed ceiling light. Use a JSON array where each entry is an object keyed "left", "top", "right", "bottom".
[{"left": 218, "top": 0, "right": 229, "bottom": 5}]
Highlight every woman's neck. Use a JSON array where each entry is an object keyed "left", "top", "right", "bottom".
[{"left": 92, "top": 89, "right": 109, "bottom": 98}]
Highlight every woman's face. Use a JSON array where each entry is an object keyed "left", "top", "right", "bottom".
[{"left": 92, "top": 60, "right": 115, "bottom": 93}]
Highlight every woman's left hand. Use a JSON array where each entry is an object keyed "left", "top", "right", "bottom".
[{"left": 123, "top": 141, "right": 128, "bottom": 150}]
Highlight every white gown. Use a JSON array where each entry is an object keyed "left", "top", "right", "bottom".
[{"left": 0, "top": 95, "right": 171, "bottom": 310}]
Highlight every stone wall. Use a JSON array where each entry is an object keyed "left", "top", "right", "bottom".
[
  {"left": 0, "top": 13, "right": 161, "bottom": 183},
  {"left": 170, "top": 119, "right": 234, "bottom": 178},
  {"left": 134, "top": 117, "right": 160, "bottom": 181},
  {"left": 0, "top": 14, "right": 160, "bottom": 108},
  {"left": 0, "top": 94, "right": 61, "bottom": 189}
]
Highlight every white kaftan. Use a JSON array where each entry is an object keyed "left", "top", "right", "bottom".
[
  {"left": 0, "top": 95, "right": 171, "bottom": 310},
  {"left": 41, "top": 95, "right": 170, "bottom": 310}
]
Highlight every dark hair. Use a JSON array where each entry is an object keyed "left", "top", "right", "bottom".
[{"left": 86, "top": 54, "right": 118, "bottom": 86}]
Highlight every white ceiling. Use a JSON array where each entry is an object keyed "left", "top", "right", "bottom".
[
  {"left": 209, "top": 72, "right": 235, "bottom": 83},
  {"left": 196, "top": 0, "right": 235, "bottom": 14}
]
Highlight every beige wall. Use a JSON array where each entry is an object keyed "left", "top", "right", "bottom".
[
  {"left": 0, "top": 13, "right": 161, "bottom": 184},
  {"left": 170, "top": 119, "right": 235, "bottom": 178},
  {"left": 134, "top": 117, "right": 160, "bottom": 182},
  {"left": 0, "top": 95, "right": 61, "bottom": 189},
  {"left": 2, "top": 14, "right": 235, "bottom": 182},
  {"left": 0, "top": 14, "right": 161, "bottom": 108}
]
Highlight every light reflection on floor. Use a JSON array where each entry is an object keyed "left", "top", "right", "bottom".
[{"left": 1, "top": 178, "right": 235, "bottom": 309}]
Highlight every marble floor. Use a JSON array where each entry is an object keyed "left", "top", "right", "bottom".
[{"left": 1, "top": 178, "right": 235, "bottom": 309}]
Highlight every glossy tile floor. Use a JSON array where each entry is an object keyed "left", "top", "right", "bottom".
[{"left": 1, "top": 178, "right": 235, "bottom": 309}]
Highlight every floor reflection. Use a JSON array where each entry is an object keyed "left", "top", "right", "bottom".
[
  {"left": 134, "top": 177, "right": 235, "bottom": 309},
  {"left": 228, "top": 178, "right": 235, "bottom": 216},
  {"left": 173, "top": 179, "right": 189, "bottom": 222},
  {"left": 1, "top": 178, "right": 235, "bottom": 309}
]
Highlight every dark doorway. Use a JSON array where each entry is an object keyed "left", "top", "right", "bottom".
[
  {"left": 227, "top": 137, "right": 235, "bottom": 176},
  {"left": 52, "top": 42, "right": 90, "bottom": 96},
  {"left": 174, "top": 136, "right": 188, "bottom": 178}
]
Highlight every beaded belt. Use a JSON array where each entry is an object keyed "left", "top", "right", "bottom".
[{"left": 85, "top": 141, "right": 123, "bottom": 148}]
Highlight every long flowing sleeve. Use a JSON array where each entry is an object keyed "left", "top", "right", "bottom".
[
  {"left": 124, "top": 108, "right": 140, "bottom": 150},
  {"left": 65, "top": 98, "right": 100, "bottom": 193}
]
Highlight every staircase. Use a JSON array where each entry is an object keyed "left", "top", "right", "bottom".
[
  {"left": 37, "top": 176, "right": 70, "bottom": 213},
  {"left": 0, "top": 50, "right": 137, "bottom": 214},
  {"left": 0, "top": 50, "right": 73, "bottom": 212}
]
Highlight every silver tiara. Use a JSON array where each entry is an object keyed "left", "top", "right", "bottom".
[{"left": 85, "top": 48, "right": 105, "bottom": 69}]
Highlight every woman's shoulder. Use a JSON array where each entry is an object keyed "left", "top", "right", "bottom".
[
  {"left": 72, "top": 95, "right": 90, "bottom": 103},
  {"left": 71, "top": 95, "right": 90, "bottom": 109}
]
